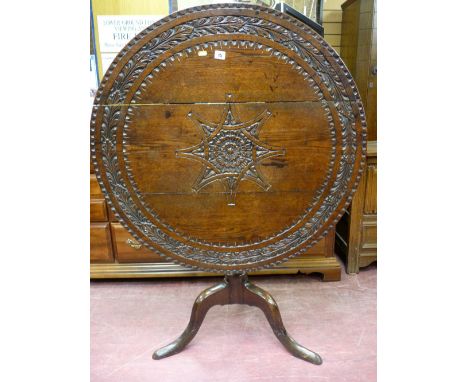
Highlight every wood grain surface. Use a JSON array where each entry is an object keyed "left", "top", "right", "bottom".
[{"left": 91, "top": 4, "right": 367, "bottom": 272}]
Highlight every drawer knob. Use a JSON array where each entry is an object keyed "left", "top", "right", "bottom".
[{"left": 126, "top": 238, "right": 142, "bottom": 249}]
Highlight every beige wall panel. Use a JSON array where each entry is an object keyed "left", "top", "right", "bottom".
[
  {"left": 324, "top": 22, "right": 342, "bottom": 35},
  {"left": 323, "top": 10, "right": 342, "bottom": 22},
  {"left": 324, "top": 0, "right": 346, "bottom": 10},
  {"left": 324, "top": 34, "right": 341, "bottom": 46}
]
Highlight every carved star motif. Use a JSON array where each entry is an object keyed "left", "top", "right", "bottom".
[{"left": 176, "top": 97, "right": 285, "bottom": 206}]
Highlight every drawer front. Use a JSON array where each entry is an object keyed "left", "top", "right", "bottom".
[
  {"left": 364, "top": 160, "right": 377, "bottom": 214},
  {"left": 297, "top": 228, "right": 334, "bottom": 258},
  {"left": 90, "top": 199, "right": 108, "bottom": 222},
  {"left": 111, "top": 223, "right": 169, "bottom": 263},
  {"left": 90, "top": 174, "right": 103, "bottom": 199},
  {"left": 361, "top": 214, "right": 377, "bottom": 252},
  {"left": 90, "top": 223, "right": 114, "bottom": 263},
  {"left": 111, "top": 224, "right": 334, "bottom": 263}
]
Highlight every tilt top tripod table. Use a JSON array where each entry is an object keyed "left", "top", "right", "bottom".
[{"left": 91, "top": 3, "right": 366, "bottom": 365}]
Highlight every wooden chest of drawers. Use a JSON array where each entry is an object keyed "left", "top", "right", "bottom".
[
  {"left": 90, "top": 174, "right": 113, "bottom": 263},
  {"left": 335, "top": 0, "right": 377, "bottom": 273},
  {"left": 90, "top": 170, "right": 342, "bottom": 280},
  {"left": 335, "top": 142, "right": 377, "bottom": 272}
]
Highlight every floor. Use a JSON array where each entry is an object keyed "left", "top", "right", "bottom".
[{"left": 91, "top": 263, "right": 376, "bottom": 382}]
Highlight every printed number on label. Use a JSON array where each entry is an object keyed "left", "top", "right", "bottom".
[{"left": 214, "top": 50, "right": 226, "bottom": 60}]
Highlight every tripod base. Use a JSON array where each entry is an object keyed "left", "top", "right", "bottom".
[{"left": 153, "top": 274, "right": 322, "bottom": 365}]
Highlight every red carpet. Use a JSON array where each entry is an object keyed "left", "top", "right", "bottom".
[{"left": 91, "top": 264, "right": 376, "bottom": 381}]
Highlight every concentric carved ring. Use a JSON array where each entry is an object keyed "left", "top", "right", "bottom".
[{"left": 213, "top": 133, "right": 250, "bottom": 170}]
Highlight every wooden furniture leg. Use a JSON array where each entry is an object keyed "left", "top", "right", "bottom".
[
  {"left": 153, "top": 274, "right": 322, "bottom": 365},
  {"left": 153, "top": 279, "right": 229, "bottom": 360}
]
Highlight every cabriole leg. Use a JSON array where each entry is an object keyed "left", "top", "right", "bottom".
[
  {"left": 152, "top": 279, "right": 229, "bottom": 360},
  {"left": 243, "top": 277, "right": 322, "bottom": 365},
  {"left": 153, "top": 274, "right": 322, "bottom": 365}
]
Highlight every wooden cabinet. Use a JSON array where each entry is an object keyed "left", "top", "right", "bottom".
[
  {"left": 90, "top": 223, "right": 113, "bottom": 263},
  {"left": 341, "top": 0, "right": 377, "bottom": 141},
  {"left": 90, "top": 200, "right": 107, "bottom": 222},
  {"left": 90, "top": 175, "right": 113, "bottom": 262},
  {"left": 90, "top": 169, "right": 342, "bottom": 280},
  {"left": 336, "top": 142, "right": 377, "bottom": 272},
  {"left": 111, "top": 223, "right": 168, "bottom": 263},
  {"left": 336, "top": 0, "right": 377, "bottom": 273}
]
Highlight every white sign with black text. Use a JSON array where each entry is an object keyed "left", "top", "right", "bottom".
[{"left": 97, "top": 15, "right": 164, "bottom": 73}]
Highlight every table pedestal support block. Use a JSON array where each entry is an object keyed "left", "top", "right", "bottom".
[{"left": 153, "top": 274, "right": 322, "bottom": 365}]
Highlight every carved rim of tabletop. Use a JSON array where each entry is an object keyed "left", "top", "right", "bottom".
[{"left": 90, "top": 3, "right": 367, "bottom": 273}]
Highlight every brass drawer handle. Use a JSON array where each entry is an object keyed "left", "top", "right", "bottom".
[{"left": 126, "top": 238, "right": 142, "bottom": 249}]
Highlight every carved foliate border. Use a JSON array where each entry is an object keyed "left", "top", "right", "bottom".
[{"left": 90, "top": 4, "right": 367, "bottom": 272}]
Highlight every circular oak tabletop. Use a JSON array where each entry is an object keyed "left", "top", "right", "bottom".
[{"left": 91, "top": 3, "right": 367, "bottom": 272}]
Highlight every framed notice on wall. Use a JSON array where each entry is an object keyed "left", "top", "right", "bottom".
[{"left": 91, "top": 0, "right": 170, "bottom": 81}]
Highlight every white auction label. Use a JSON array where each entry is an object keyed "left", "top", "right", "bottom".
[
  {"left": 214, "top": 50, "right": 226, "bottom": 60},
  {"left": 97, "top": 15, "right": 164, "bottom": 53}
]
